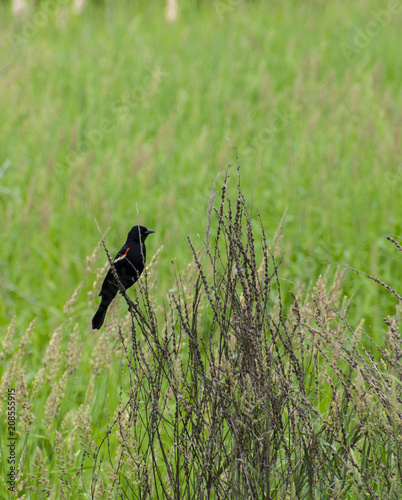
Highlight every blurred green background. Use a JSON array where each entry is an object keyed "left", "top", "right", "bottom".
[{"left": 1, "top": 0, "right": 401, "bottom": 339}]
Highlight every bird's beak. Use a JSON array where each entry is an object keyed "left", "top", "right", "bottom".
[{"left": 146, "top": 229, "right": 155, "bottom": 235}]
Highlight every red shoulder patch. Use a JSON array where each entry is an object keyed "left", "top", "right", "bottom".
[{"left": 114, "top": 248, "right": 130, "bottom": 263}]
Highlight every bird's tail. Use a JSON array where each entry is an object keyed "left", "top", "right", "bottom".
[{"left": 92, "top": 304, "right": 108, "bottom": 330}]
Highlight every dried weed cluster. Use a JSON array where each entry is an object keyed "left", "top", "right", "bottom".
[{"left": 1, "top": 168, "right": 401, "bottom": 499}]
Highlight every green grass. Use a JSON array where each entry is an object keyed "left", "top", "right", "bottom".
[
  {"left": 0, "top": 0, "right": 401, "bottom": 497},
  {"left": 0, "top": 0, "right": 400, "bottom": 332}
]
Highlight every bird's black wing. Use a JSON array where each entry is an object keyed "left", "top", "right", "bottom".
[
  {"left": 112, "top": 243, "right": 131, "bottom": 265},
  {"left": 98, "top": 244, "right": 130, "bottom": 294}
]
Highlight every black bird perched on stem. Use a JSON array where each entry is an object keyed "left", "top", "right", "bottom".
[{"left": 92, "top": 225, "right": 155, "bottom": 330}]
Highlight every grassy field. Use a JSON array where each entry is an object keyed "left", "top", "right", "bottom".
[{"left": 1, "top": 0, "right": 401, "bottom": 497}]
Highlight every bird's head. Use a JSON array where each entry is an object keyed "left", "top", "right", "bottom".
[{"left": 127, "top": 225, "right": 155, "bottom": 242}]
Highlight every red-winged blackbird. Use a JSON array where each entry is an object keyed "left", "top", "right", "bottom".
[{"left": 92, "top": 225, "right": 155, "bottom": 329}]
